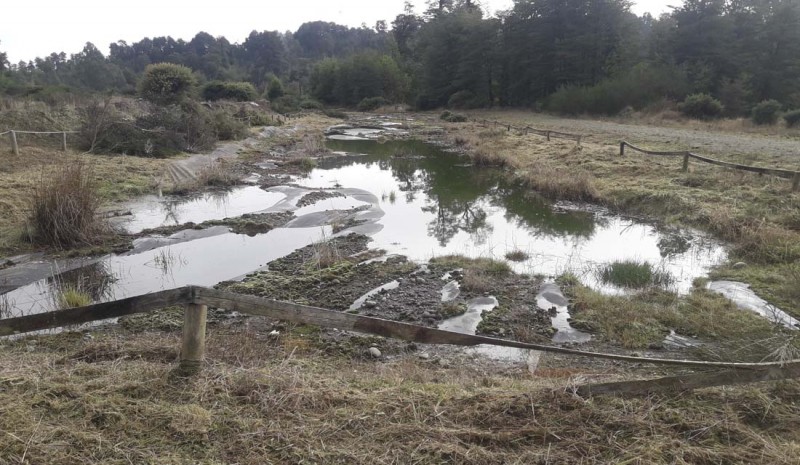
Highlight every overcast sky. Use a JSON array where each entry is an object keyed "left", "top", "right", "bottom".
[{"left": 1, "top": 0, "right": 675, "bottom": 63}]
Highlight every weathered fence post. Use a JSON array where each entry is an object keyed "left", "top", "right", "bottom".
[
  {"left": 180, "top": 303, "right": 208, "bottom": 373},
  {"left": 61, "top": 132, "right": 68, "bottom": 152},
  {"left": 619, "top": 141, "right": 625, "bottom": 156},
  {"left": 682, "top": 153, "right": 690, "bottom": 172},
  {"left": 793, "top": 172, "right": 800, "bottom": 192},
  {"left": 546, "top": 131, "right": 551, "bottom": 142},
  {"left": 10, "top": 131, "right": 19, "bottom": 156},
  {"left": 577, "top": 135, "right": 582, "bottom": 147}
]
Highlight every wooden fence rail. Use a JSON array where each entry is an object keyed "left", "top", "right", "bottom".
[
  {"left": 1, "top": 129, "right": 78, "bottom": 155},
  {"left": 2, "top": 285, "right": 800, "bottom": 395},
  {"left": 620, "top": 141, "right": 800, "bottom": 191},
  {"left": 473, "top": 119, "right": 584, "bottom": 145}
]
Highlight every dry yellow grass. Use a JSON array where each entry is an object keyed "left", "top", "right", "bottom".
[
  {"left": 2, "top": 326, "right": 800, "bottom": 464},
  {"left": 0, "top": 146, "right": 169, "bottom": 255}
]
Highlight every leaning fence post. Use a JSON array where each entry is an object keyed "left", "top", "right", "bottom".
[
  {"left": 10, "top": 131, "right": 19, "bottom": 156},
  {"left": 180, "top": 303, "right": 208, "bottom": 373},
  {"left": 546, "top": 131, "right": 551, "bottom": 142},
  {"left": 619, "top": 141, "right": 625, "bottom": 156},
  {"left": 682, "top": 152, "right": 690, "bottom": 172},
  {"left": 793, "top": 172, "right": 800, "bottom": 192},
  {"left": 61, "top": 132, "right": 68, "bottom": 152}
]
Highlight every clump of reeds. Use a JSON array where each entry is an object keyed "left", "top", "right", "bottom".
[{"left": 28, "top": 162, "right": 106, "bottom": 248}]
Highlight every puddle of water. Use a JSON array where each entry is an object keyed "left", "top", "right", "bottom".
[
  {"left": 441, "top": 280, "right": 461, "bottom": 302},
  {"left": 348, "top": 280, "right": 401, "bottom": 312},
  {"left": 707, "top": 281, "right": 799, "bottom": 329},
  {"left": 311, "top": 139, "right": 726, "bottom": 296},
  {"left": 3, "top": 227, "right": 331, "bottom": 316},
  {"left": 664, "top": 330, "right": 702, "bottom": 348},
  {"left": 537, "top": 282, "right": 592, "bottom": 344},
  {"left": 116, "top": 186, "right": 285, "bottom": 233},
  {"left": 439, "top": 296, "right": 498, "bottom": 334}
]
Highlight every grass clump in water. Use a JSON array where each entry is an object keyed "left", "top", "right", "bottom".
[
  {"left": 504, "top": 250, "right": 529, "bottom": 262},
  {"left": 57, "top": 286, "right": 93, "bottom": 309},
  {"left": 599, "top": 260, "right": 673, "bottom": 289},
  {"left": 289, "top": 157, "right": 318, "bottom": 172}
]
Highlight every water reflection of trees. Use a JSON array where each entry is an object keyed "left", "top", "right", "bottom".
[{"left": 324, "top": 138, "right": 600, "bottom": 247}]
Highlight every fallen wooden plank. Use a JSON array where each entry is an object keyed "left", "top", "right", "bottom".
[
  {"left": 192, "top": 287, "right": 792, "bottom": 370},
  {"left": 577, "top": 363, "right": 800, "bottom": 396},
  {"left": 688, "top": 153, "right": 796, "bottom": 179},
  {"left": 0, "top": 288, "right": 193, "bottom": 336}
]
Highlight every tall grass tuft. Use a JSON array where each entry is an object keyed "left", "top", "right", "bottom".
[
  {"left": 28, "top": 162, "right": 106, "bottom": 248},
  {"left": 599, "top": 260, "right": 674, "bottom": 289}
]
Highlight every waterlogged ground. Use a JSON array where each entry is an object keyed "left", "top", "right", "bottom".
[{"left": 1, "top": 125, "right": 795, "bottom": 354}]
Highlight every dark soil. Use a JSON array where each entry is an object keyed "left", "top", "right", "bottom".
[{"left": 296, "top": 190, "right": 345, "bottom": 207}]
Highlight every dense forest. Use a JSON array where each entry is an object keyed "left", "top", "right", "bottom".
[{"left": 1, "top": 0, "right": 799, "bottom": 117}]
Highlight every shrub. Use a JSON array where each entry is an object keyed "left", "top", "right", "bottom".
[
  {"left": 357, "top": 96, "right": 388, "bottom": 112},
  {"left": 447, "top": 90, "right": 485, "bottom": 109},
  {"left": 271, "top": 95, "right": 299, "bottom": 114},
  {"left": 784, "top": 109, "right": 800, "bottom": 128},
  {"left": 545, "top": 64, "right": 690, "bottom": 115},
  {"left": 299, "top": 99, "right": 323, "bottom": 110},
  {"left": 751, "top": 99, "right": 782, "bottom": 125},
  {"left": 440, "top": 110, "right": 468, "bottom": 122},
  {"left": 323, "top": 109, "right": 348, "bottom": 119},
  {"left": 678, "top": 94, "right": 724, "bottom": 119},
  {"left": 266, "top": 76, "right": 285, "bottom": 101},
  {"left": 202, "top": 81, "right": 257, "bottom": 102},
  {"left": 212, "top": 109, "right": 249, "bottom": 140},
  {"left": 138, "top": 63, "right": 196, "bottom": 105},
  {"left": 28, "top": 163, "right": 105, "bottom": 248}
]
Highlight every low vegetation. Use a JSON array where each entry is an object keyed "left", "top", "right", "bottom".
[
  {"left": 558, "top": 273, "right": 792, "bottom": 354},
  {"left": 679, "top": 93, "right": 724, "bottom": 119},
  {"left": 599, "top": 260, "right": 674, "bottom": 289},
  {"left": 28, "top": 162, "right": 106, "bottom": 248},
  {"left": 3, "top": 328, "right": 800, "bottom": 464},
  {"left": 751, "top": 99, "right": 783, "bottom": 125}
]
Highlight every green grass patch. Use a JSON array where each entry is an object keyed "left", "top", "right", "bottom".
[
  {"left": 599, "top": 260, "right": 674, "bottom": 289},
  {"left": 559, "top": 273, "right": 789, "bottom": 355}
]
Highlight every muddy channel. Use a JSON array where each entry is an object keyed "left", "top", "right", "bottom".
[{"left": 1, "top": 118, "right": 795, "bottom": 364}]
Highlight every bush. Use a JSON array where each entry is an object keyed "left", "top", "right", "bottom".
[
  {"left": 447, "top": 90, "right": 485, "bottom": 109},
  {"left": 299, "top": 99, "right": 323, "bottom": 110},
  {"left": 271, "top": 95, "right": 299, "bottom": 114},
  {"left": 440, "top": 110, "right": 467, "bottom": 122},
  {"left": 202, "top": 81, "right": 257, "bottom": 102},
  {"left": 357, "top": 96, "right": 387, "bottom": 112},
  {"left": 751, "top": 99, "right": 782, "bottom": 125},
  {"left": 28, "top": 163, "right": 105, "bottom": 248},
  {"left": 79, "top": 100, "right": 218, "bottom": 156},
  {"left": 784, "top": 109, "right": 800, "bottom": 128},
  {"left": 266, "top": 76, "right": 285, "bottom": 101},
  {"left": 212, "top": 109, "right": 249, "bottom": 140},
  {"left": 545, "top": 64, "right": 690, "bottom": 116},
  {"left": 138, "top": 63, "right": 196, "bottom": 105},
  {"left": 678, "top": 93, "right": 724, "bottom": 119}
]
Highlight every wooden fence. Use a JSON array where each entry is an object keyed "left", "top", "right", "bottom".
[
  {"left": 2, "top": 285, "right": 800, "bottom": 396},
  {"left": 1, "top": 130, "right": 76, "bottom": 155},
  {"left": 620, "top": 141, "right": 800, "bottom": 191},
  {"left": 473, "top": 118, "right": 584, "bottom": 145}
]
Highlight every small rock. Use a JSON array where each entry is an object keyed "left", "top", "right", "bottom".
[
  {"left": 368, "top": 347, "right": 382, "bottom": 358},
  {"left": 631, "top": 352, "right": 642, "bottom": 357},
  {"left": 82, "top": 333, "right": 94, "bottom": 342},
  {"left": 437, "top": 358, "right": 450, "bottom": 367},
  {"left": 497, "top": 328, "right": 506, "bottom": 337},
  {"left": 268, "top": 330, "right": 280, "bottom": 337},
  {"left": 419, "top": 352, "right": 430, "bottom": 360},
  {"left": 364, "top": 301, "right": 377, "bottom": 309},
  {"left": 732, "top": 262, "right": 747, "bottom": 269}
]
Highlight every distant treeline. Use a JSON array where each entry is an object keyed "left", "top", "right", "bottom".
[{"left": 1, "top": 0, "right": 799, "bottom": 116}]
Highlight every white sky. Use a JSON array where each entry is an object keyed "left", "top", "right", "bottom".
[{"left": 1, "top": 0, "right": 675, "bottom": 63}]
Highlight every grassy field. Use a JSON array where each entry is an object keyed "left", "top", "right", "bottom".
[{"left": 1, "top": 326, "right": 800, "bottom": 464}]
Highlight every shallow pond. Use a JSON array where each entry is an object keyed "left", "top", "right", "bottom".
[{"left": 7, "top": 136, "right": 783, "bottom": 345}]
